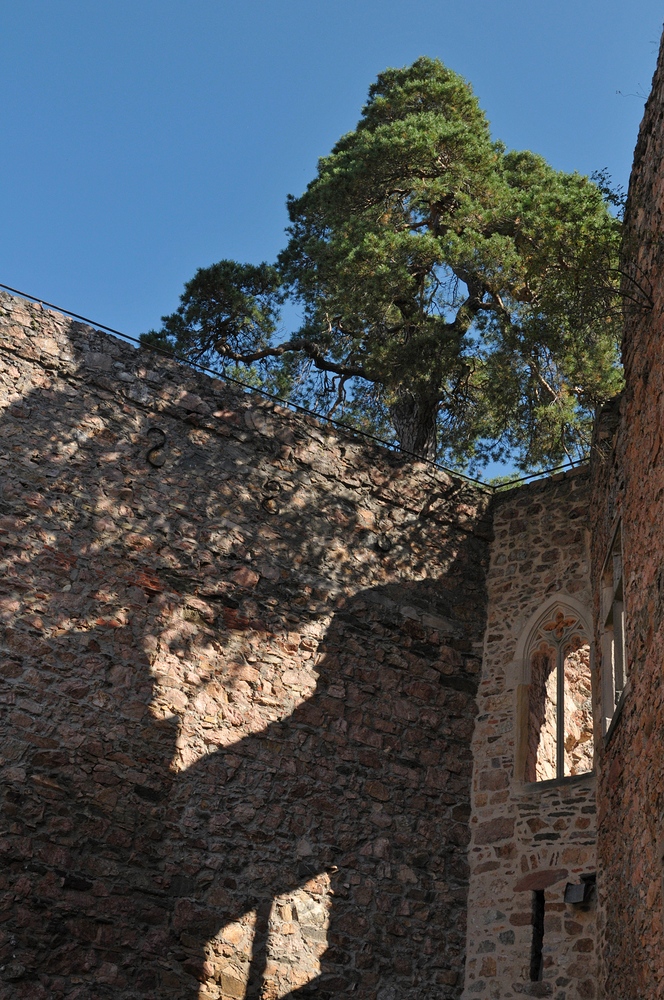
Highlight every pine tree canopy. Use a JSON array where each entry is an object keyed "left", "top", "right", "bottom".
[{"left": 142, "top": 57, "right": 623, "bottom": 473}]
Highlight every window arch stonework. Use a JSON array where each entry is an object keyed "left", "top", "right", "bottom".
[{"left": 515, "top": 600, "right": 594, "bottom": 784}]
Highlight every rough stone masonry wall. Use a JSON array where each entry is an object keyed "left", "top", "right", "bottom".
[
  {"left": 589, "top": 32, "right": 664, "bottom": 1000},
  {"left": 462, "top": 471, "right": 598, "bottom": 1000},
  {"left": 0, "top": 292, "right": 491, "bottom": 1000}
]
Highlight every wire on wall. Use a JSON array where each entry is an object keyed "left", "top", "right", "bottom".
[{"left": 0, "top": 281, "right": 587, "bottom": 492}]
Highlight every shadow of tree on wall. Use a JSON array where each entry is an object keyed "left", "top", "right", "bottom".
[
  {"left": 168, "top": 578, "right": 479, "bottom": 1000},
  {"left": 0, "top": 316, "right": 488, "bottom": 999}
]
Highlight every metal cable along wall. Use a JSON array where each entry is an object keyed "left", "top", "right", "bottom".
[{"left": 0, "top": 280, "right": 587, "bottom": 492}]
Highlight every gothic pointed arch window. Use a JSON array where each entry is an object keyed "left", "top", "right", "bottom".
[{"left": 523, "top": 605, "right": 594, "bottom": 783}]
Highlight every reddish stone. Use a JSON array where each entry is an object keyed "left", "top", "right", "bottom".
[
  {"left": 478, "top": 769, "right": 509, "bottom": 791},
  {"left": 474, "top": 817, "right": 515, "bottom": 845},
  {"left": 231, "top": 566, "right": 260, "bottom": 588},
  {"left": 513, "top": 868, "right": 569, "bottom": 893}
]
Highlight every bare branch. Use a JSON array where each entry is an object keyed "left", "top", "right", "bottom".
[
  {"left": 326, "top": 375, "right": 350, "bottom": 418},
  {"left": 215, "top": 336, "right": 373, "bottom": 381}
]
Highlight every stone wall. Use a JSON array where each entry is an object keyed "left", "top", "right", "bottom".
[
  {"left": 7, "top": 32, "right": 664, "bottom": 999},
  {"left": 0, "top": 292, "right": 491, "bottom": 1000},
  {"left": 462, "top": 472, "right": 598, "bottom": 1000},
  {"left": 588, "top": 33, "right": 664, "bottom": 1000}
]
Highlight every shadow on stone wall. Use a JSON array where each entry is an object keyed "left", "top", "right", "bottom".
[
  {"left": 167, "top": 578, "right": 479, "bottom": 999},
  {"left": 0, "top": 338, "right": 487, "bottom": 999}
]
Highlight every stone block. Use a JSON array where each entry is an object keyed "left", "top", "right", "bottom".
[{"left": 474, "top": 817, "right": 515, "bottom": 845}]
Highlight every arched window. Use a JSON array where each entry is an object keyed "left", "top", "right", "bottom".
[{"left": 521, "top": 604, "right": 593, "bottom": 783}]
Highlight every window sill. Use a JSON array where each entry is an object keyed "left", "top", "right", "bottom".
[{"left": 519, "top": 771, "right": 595, "bottom": 794}]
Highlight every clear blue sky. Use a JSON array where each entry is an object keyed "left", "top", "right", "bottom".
[{"left": 1, "top": 1, "right": 661, "bottom": 340}]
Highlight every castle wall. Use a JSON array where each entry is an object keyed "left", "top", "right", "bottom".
[
  {"left": 0, "top": 292, "right": 491, "bottom": 1000},
  {"left": 5, "top": 33, "right": 664, "bottom": 1000},
  {"left": 463, "top": 472, "right": 597, "bottom": 1000},
  {"left": 588, "top": 36, "right": 664, "bottom": 1000}
]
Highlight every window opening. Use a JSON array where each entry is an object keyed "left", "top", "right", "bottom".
[
  {"left": 530, "top": 890, "right": 545, "bottom": 982},
  {"left": 524, "top": 608, "right": 593, "bottom": 782},
  {"left": 601, "top": 523, "right": 626, "bottom": 734}
]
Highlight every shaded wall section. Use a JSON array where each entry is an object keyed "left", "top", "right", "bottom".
[
  {"left": 589, "top": 32, "right": 664, "bottom": 1000},
  {"left": 0, "top": 293, "right": 491, "bottom": 1000}
]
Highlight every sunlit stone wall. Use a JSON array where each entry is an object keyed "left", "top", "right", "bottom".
[
  {"left": 0, "top": 293, "right": 490, "bottom": 1000},
  {"left": 463, "top": 472, "right": 598, "bottom": 1000}
]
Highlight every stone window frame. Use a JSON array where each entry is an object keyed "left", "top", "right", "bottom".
[
  {"left": 514, "top": 594, "right": 594, "bottom": 786},
  {"left": 600, "top": 521, "right": 627, "bottom": 740}
]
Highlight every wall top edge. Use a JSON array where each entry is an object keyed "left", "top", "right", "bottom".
[{"left": 0, "top": 290, "right": 498, "bottom": 504}]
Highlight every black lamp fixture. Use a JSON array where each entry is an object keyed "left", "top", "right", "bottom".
[{"left": 564, "top": 872, "right": 596, "bottom": 905}]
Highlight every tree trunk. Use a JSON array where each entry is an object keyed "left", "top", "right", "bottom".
[{"left": 389, "top": 390, "right": 439, "bottom": 460}]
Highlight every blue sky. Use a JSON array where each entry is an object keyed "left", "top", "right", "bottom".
[
  {"left": 1, "top": 1, "right": 661, "bottom": 338},
  {"left": 1, "top": 2, "right": 662, "bottom": 478}
]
